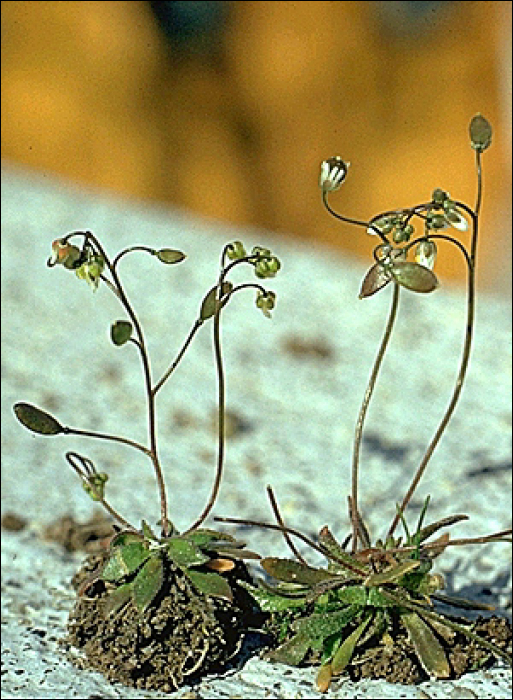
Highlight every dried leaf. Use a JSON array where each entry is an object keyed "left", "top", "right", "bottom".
[
  {"left": 204, "top": 558, "right": 236, "bottom": 573},
  {"left": 364, "top": 559, "right": 422, "bottom": 586},
  {"left": 261, "top": 557, "right": 335, "bottom": 586},
  {"left": 401, "top": 611, "right": 450, "bottom": 678},
  {"left": 316, "top": 662, "right": 333, "bottom": 693},
  {"left": 416, "top": 514, "right": 468, "bottom": 545}
]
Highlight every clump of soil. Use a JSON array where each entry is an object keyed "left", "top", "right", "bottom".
[
  {"left": 347, "top": 615, "right": 511, "bottom": 684},
  {"left": 62, "top": 553, "right": 258, "bottom": 691}
]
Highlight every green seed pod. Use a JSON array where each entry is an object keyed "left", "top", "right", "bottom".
[
  {"left": 469, "top": 113, "right": 492, "bottom": 152},
  {"left": 200, "top": 281, "right": 233, "bottom": 321},
  {"left": 390, "top": 262, "right": 439, "bottom": 293},
  {"left": 154, "top": 249, "right": 186, "bottom": 264},
  {"left": 13, "top": 402, "right": 64, "bottom": 435},
  {"left": 110, "top": 320, "right": 133, "bottom": 346}
]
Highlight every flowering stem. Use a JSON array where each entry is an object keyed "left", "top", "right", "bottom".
[
  {"left": 183, "top": 277, "right": 227, "bottom": 533},
  {"left": 82, "top": 231, "right": 170, "bottom": 537},
  {"left": 322, "top": 191, "right": 388, "bottom": 242},
  {"left": 351, "top": 282, "right": 400, "bottom": 552},
  {"left": 388, "top": 200, "right": 478, "bottom": 538}
]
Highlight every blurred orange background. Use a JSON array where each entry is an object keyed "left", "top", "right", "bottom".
[{"left": 2, "top": 1, "right": 511, "bottom": 295}]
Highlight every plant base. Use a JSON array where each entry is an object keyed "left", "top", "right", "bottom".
[{"left": 63, "top": 553, "right": 256, "bottom": 691}]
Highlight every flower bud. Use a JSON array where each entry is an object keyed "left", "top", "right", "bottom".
[
  {"left": 319, "top": 157, "right": 350, "bottom": 193},
  {"left": 444, "top": 208, "right": 469, "bottom": 232},
  {"left": 49, "top": 239, "right": 81, "bottom": 269},
  {"left": 226, "top": 241, "right": 247, "bottom": 260},
  {"left": 256, "top": 290, "right": 276, "bottom": 318},
  {"left": 75, "top": 254, "right": 105, "bottom": 291}
]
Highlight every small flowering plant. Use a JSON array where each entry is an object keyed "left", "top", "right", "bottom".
[
  {"left": 13, "top": 231, "right": 281, "bottom": 690},
  {"left": 217, "top": 115, "right": 512, "bottom": 690}
]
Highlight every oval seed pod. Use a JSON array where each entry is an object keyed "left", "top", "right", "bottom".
[
  {"left": 390, "top": 262, "right": 439, "bottom": 293},
  {"left": 110, "top": 320, "right": 133, "bottom": 346},
  {"left": 469, "top": 113, "right": 492, "bottom": 152},
  {"left": 13, "top": 402, "right": 64, "bottom": 435},
  {"left": 154, "top": 249, "right": 186, "bottom": 264}
]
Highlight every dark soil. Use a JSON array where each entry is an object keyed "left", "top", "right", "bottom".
[
  {"left": 347, "top": 615, "right": 511, "bottom": 684},
  {"left": 62, "top": 552, "right": 258, "bottom": 691}
]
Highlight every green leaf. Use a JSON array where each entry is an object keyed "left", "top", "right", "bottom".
[
  {"left": 166, "top": 538, "right": 211, "bottom": 568},
  {"left": 132, "top": 555, "right": 164, "bottom": 612},
  {"left": 154, "top": 249, "right": 186, "bottom": 264},
  {"left": 293, "top": 605, "right": 361, "bottom": 641},
  {"left": 110, "top": 320, "right": 132, "bottom": 346},
  {"left": 103, "top": 582, "right": 133, "bottom": 616},
  {"left": 261, "top": 558, "right": 336, "bottom": 586},
  {"left": 364, "top": 559, "right": 422, "bottom": 586},
  {"left": 109, "top": 530, "right": 145, "bottom": 549},
  {"left": 183, "top": 569, "right": 233, "bottom": 601},
  {"left": 331, "top": 615, "right": 371, "bottom": 675},
  {"left": 102, "top": 542, "right": 150, "bottom": 581},
  {"left": 141, "top": 519, "right": 159, "bottom": 541},
  {"left": 390, "top": 262, "right": 439, "bottom": 293},
  {"left": 401, "top": 611, "right": 450, "bottom": 678},
  {"left": 184, "top": 528, "right": 236, "bottom": 548},
  {"left": 13, "top": 402, "right": 64, "bottom": 435},
  {"left": 239, "top": 580, "right": 307, "bottom": 612},
  {"left": 266, "top": 632, "right": 311, "bottom": 666}
]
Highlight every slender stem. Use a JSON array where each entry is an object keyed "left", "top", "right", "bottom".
[
  {"left": 474, "top": 151, "right": 483, "bottom": 216},
  {"left": 267, "top": 485, "right": 308, "bottom": 564},
  {"left": 183, "top": 283, "right": 227, "bottom": 533},
  {"left": 351, "top": 282, "right": 400, "bottom": 552},
  {"left": 152, "top": 319, "right": 203, "bottom": 396},
  {"left": 63, "top": 425, "right": 151, "bottom": 456},
  {"left": 322, "top": 192, "right": 388, "bottom": 242},
  {"left": 82, "top": 231, "right": 169, "bottom": 536},
  {"left": 111, "top": 245, "right": 154, "bottom": 270},
  {"left": 388, "top": 202, "right": 479, "bottom": 538},
  {"left": 214, "top": 516, "right": 368, "bottom": 577}
]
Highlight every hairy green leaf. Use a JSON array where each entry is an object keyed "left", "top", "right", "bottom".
[{"left": 132, "top": 555, "right": 164, "bottom": 612}]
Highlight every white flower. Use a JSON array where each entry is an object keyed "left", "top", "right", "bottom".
[
  {"left": 319, "top": 157, "right": 350, "bottom": 193},
  {"left": 444, "top": 208, "right": 469, "bottom": 232},
  {"left": 415, "top": 240, "right": 437, "bottom": 270}
]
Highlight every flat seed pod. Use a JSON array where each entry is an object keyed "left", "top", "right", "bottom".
[
  {"left": 199, "top": 282, "right": 232, "bottom": 321},
  {"left": 154, "top": 249, "right": 186, "bottom": 264},
  {"left": 110, "top": 320, "right": 132, "bottom": 346},
  {"left": 13, "top": 403, "right": 64, "bottom": 435},
  {"left": 359, "top": 263, "right": 391, "bottom": 299},
  {"left": 132, "top": 555, "right": 164, "bottom": 612},
  {"left": 390, "top": 262, "right": 439, "bottom": 293}
]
